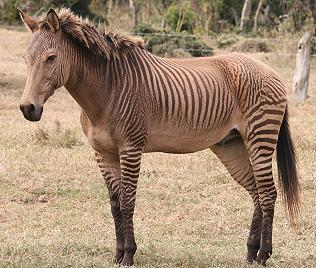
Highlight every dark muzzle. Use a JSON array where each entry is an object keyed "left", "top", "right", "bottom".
[{"left": 20, "top": 104, "right": 43, "bottom": 121}]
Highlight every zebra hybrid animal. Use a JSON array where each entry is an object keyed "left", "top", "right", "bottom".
[{"left": 19, "top": 8, "right": 299, "bottom": 266}]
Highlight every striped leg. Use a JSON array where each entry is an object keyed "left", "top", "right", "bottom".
[
  {"left": 211, "top": 136, "right": 262, "bottom": 263},
  {"left": 95, "top": 152, "right": 125, "bottom": 263},
  {"left": 245, "top": 134, "right": 278, "bottom": 265},
  {"left": 119, "top": 147, "right": 142, "bottom": 266}
]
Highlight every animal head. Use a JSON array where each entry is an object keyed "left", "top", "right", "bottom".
[
  {"left": 19, "top": 8, "right": 144, "bottom": 121},
  {"left": 19, "top": 8, "right": 71, "bottom": 121}
]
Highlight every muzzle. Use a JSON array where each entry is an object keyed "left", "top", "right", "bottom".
[{"left": 20, "top": 103, "right": 43, "bottom": 121}]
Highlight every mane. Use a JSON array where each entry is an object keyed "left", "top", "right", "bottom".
[{"left": 39, "top": 8, "right": 144, "bottom": 58}]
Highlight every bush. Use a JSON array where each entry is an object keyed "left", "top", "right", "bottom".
[
  {"left": 166, "top": 4, "right": 195, "bottom": 34},
  {"left": 133, "top": 23, "right": 158, "bottom": 34},
  {"left": 217, "top": 35, "right": 239, "bottom": 48},
  {"left": 231, "top": 39, "right": 270, "bottom": 53},
  {"left": 0, "top": 0, "right": 20, "bottom": 24},
  {"left": 0, "top": 0, "right": 105, "bottom": 24},
  {"left": 133, "top": 23, "right": 213, "bottom": 58}
]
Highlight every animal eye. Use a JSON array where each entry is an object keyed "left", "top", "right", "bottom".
[{"left": 45, "top": 55, "right": 57, "bottom": 63}]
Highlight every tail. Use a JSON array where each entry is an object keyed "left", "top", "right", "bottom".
[{"left": 277, "top": 105, "right": 300, "bottom": 225}]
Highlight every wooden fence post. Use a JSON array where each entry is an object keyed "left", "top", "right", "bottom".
[{"left": 293, "top": 31, "right": 313, "bottom": 101}]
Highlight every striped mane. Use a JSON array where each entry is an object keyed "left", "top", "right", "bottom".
[{"left": 39, "top": 8, "right": 144, "bottom": 58}]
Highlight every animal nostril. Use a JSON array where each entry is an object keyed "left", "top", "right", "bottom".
[
  {"left": 28, "top": 104, "right": 35, "bottom": 114},
  {"left": 20, "top": 104, "right": 35, "bottom": 116}
]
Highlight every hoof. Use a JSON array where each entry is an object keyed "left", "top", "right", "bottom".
[
  {"left": 119, "top": 253, "right": 134, "bottom": 266},
  {"left": 246, "top": 249, "right": 258, "bottom": 264},
  {"left": 113, "top": 249, "right": 124, "bottom": 264},
  {"left": 246, "top": 243, "right": 260, "bottom": 264},
  {"left": 256, "top": 250, "right": 271, "bottom": 266}
]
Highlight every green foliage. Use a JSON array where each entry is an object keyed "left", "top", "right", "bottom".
[
  {"left": 218, "top": 0, "right": 243, "bottom": 25},
  {"left": 1, "top": 0, "right": 314, "bottom": 43},
  {"left": 133, "top": 23, "right": 213, "bottom": 58},
  {"left": 70, "top": 0, "right": 106, "bottom": 22},
  {"left": 133, "top": 23, "right": 157, "bottom": 34},
  {"left": 0, "top": 0, "right": 105, "bottom": 24},
  {"left": 166, "top": 4, "right": 195, "bottom": 33},
  {"left": 0, "top": 0, "right": 20, "bottom": 24},
  {"left": 217, "top": 35, "right": 239, "bottom": 48}
]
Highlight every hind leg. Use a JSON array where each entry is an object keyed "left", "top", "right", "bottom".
[
  {"left": 211, "top": 136, "right": 262, "bottom": 263},
  {"left": 241, "top": 118, "right": 281, "bottom": 266},
  {"left": 245, "top": 147, "right": 277, "bottom": 266}
]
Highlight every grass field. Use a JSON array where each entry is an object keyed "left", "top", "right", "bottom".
[{"left": 0, "top": 28, "right": 315, "bottom": 268}]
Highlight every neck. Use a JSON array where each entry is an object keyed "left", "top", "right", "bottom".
[
  {"left": 64, "top": 44, "right": 118, "bottom": 124},
  {"left": 64, "top": 40, "right": 147, "bottom": 126}
]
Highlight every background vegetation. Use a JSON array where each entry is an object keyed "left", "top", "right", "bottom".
[{"left": 0, "top": 0, "right": 315, "bottom": 57}]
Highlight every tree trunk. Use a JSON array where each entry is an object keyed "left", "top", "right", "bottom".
[
  {"left": 240, "top": 0, "right": 252, "bottom": 31},
  {"left": 204, "top": 17, "right": 210, "bottom": 34},
  {"left": 161, "top": 0, "right": 168, "bottom": 29},
  {"left": 262, "top": 5, "right": 270, "bottom": 25},
  {"left": 253, "top": 0, "right": 264, "bottom": 32},
  {"left": 293, "top": 31, "right": 313, "bottom": 101},
  {"left": 231, "top": 7, "right": 239, "bottom": 26},
  {"left": 129, "top": 0, "right": 137, "bottom": 27}
]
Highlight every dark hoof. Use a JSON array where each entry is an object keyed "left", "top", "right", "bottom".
[
  {"left": 246, "top": 242, "right": 260, "bottom": 264},
  {"left": 119, "top": 253, "right": 134, "bottom": 266},
  {"left": 113, "top": 249, "right": 124, "bottom": 264},
  {"left": 246, "top": 249, "right": 258, "bottom": 264},
  {"left": 256, "top": 250, "right": 271, "bottom": 266}
]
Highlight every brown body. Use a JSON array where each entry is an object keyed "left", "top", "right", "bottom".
[
  {"left": 19, "top": 9, "right": 300, "bottom": 266},
  {"left": 81, "top": 54, "right": 280, "bottom": 155}
]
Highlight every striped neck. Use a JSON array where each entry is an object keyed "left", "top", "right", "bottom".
[{"left": 64, "top": 42, "right": 146, "bottom": 124}]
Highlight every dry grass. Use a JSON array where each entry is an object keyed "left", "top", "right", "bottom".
[
  {"left": 33, "top": 121, "right": 83, "bottom": 148},
  {"left": 0, "top": 28, "right": 315, "bottom": 268}
]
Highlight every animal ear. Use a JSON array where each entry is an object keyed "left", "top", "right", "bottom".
[
  {"left": 18, "top": 8, "right": 38, "bottom": 33},
  {"left": 46, "top": 8, "right": 60, "bottom": 33}
]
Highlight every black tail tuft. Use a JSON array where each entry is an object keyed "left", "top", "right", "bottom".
[{"left": 277, "top": 106, "right": 300, "bottom": 225}]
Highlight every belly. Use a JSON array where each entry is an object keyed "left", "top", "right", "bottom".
[{"left": 144, "top": 123, "right": 235, "bottom": 153}]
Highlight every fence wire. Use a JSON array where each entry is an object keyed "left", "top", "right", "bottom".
[
  {"left": 1, "top": 25, "right": 315, "bottom": 57},
  {"left": 132, "top": 32, "right": 316, "bottom": 57}
]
